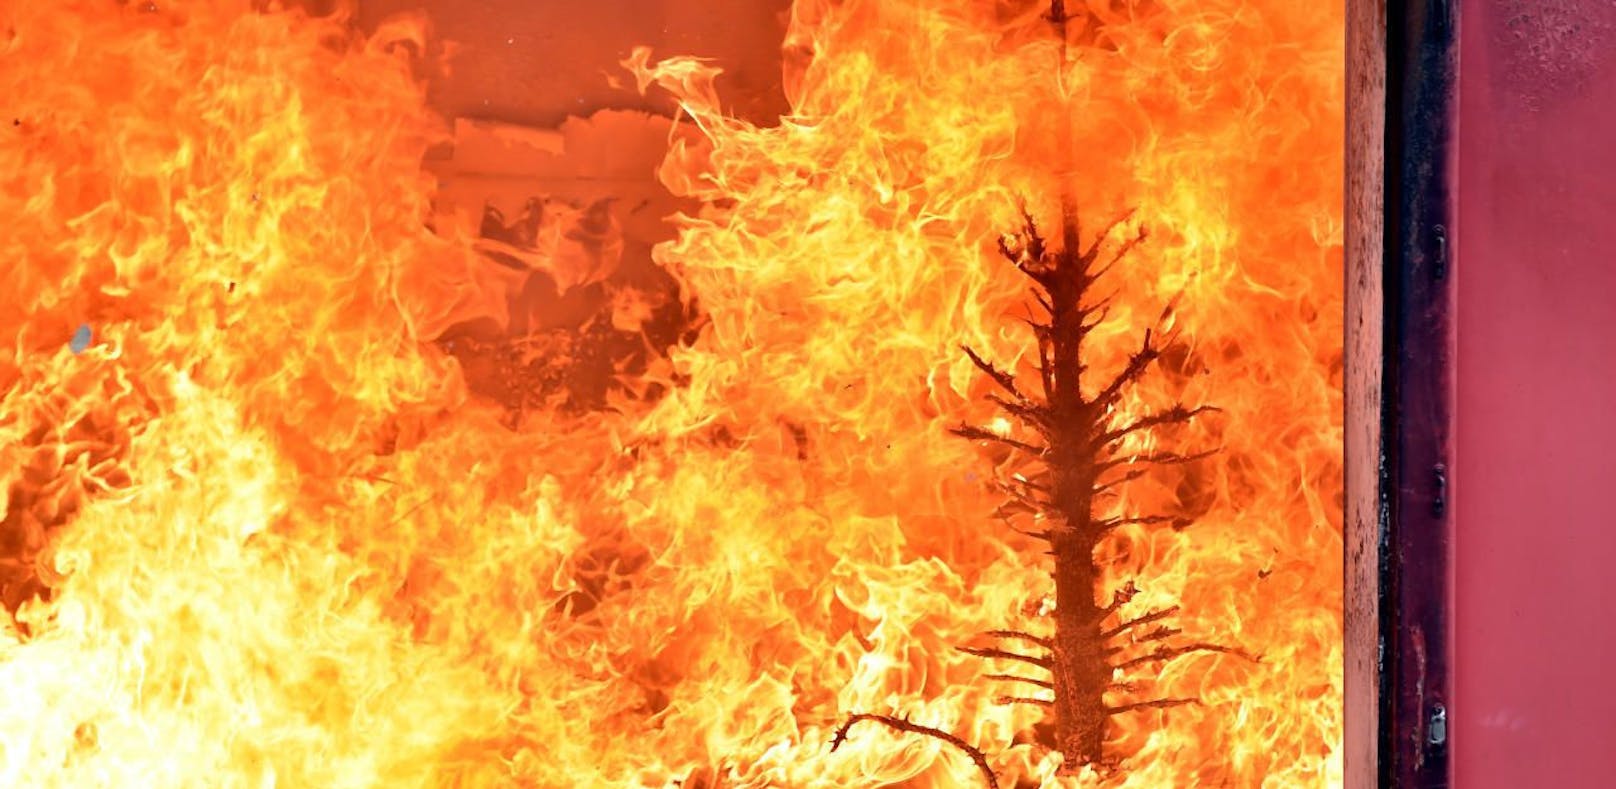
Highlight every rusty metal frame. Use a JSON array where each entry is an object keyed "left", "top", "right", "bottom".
[{"left": 1378, "top": 0, "right": 1457, "bottom": 786}]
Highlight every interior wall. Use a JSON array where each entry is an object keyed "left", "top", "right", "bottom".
[
  {"left": 1455, "top": 3, "right": 1616, "bottom": 786},
  {"left": 354, "top": 0, "right": 793, "bottom": 127}
]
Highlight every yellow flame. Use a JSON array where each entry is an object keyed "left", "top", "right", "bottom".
[{"left": 1, "top": 1, "right": 1342, "bottom": 787}]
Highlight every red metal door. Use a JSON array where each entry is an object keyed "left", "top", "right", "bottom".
[{"left": 1455, "top": 3, "right": 1616, "bottom": 786}]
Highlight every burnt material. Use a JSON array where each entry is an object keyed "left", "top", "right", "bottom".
[
  {"left": 830, "top": 714, "right": 999, "bottom": 789},
  {"left": 954, "top": 205, "right": 1240, "bottom": 771},
  {"left": 834, "top": 2, "right": 1247, "bottom": 775},
  {"left": 943, "top": 0, "right": 1242, "bottom": 770}
]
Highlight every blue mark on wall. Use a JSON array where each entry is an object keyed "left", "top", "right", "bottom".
[{"left": 69, "top": 323, "right": 92, "bottom": 354}]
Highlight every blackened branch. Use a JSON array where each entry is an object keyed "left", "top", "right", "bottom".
[
  {"left": 996, "top": 482, "right": 1048, "bottom": 513},
  {"left": 1021, "top": 317, "right": 1054, "bottom": 343},
  {"left": 993, "top": 506, "right": 1052, "bottom": 539},
  {"left": 1111, "top": 642, "right": 1261, "bottom": 672},
  {"left": 1101, "top": 581, "right": 1141, "bottom": 616},
  {"left": 988, "top": 395, "right": 1052, "bottom": 432},
  {"left": 1009, "top": 473, "right": 1049, "bottom": 493},
  {"left": 986, "top": 673, "right": 1054, "bottom": 690},
  {"left": 1130, "top": 625, "right": 1184, "bottom": 646},
  {"left": 1077, "top": 303, "right": 1113, "bottom": 336},
  {"left": 1001, "top": 236, "right": 1054, "bottom": 286},
  {"left": 1093, "top": 467, "right": 1150, "bottom": 496},
  {"left": 1079, "top": 210, "right": 1137, "bottom": 262},
  {"left": 1035, "top": 337, "right": 1055, "bottom": 396},
  {"left": 1032, "top": 289, "right": 1055, "bottom": 316},
  {"left": 1018, "top": 204, "right": 1047, "bottom": 261},
  {"left": 951, "top": 425, "right": 1047, "bottom": 457},
  {"left": 1104, "top": 698, "right": 1199, "bottom": 716},
  {"left": 1081, "top": 291, "right": 1118, "bottom": 321},
  {"left": 1094, "top": 448, "right": 1220, "bottom": 474},
  {"left": 997, "top": 488, "right": 1041, "bottom": 511},
  {"left": 1091, "top": 332, "right": 1161, "bottom": 411},
  {"left": 1100, "top": 606, "right": 1182, "bottom": 640},
  {"left": 1015, "top": 260, "right": 1056, "bottom": 289},
  {"left": 976, "top": 627, "right": 1053, "bottom": 646},
  {"left": 1095, "top": 404, "right": 1219, "bottom": 450},
  {"left": 963, "top": 345, "right": 1027, "bottom": 402},
  {"left": 1005, "top": 525, "right": 1054, "bottom": 543},
  {"left": 1045, "top": 0, "right": 1072, "bottom": 25},
  {"left": 983, "top": 630, "right": 1055, "bottom": 649},
  {"left": 1090, "top": 226, "right": 1150, "bottom": 283},
  {"left": 995, "top": 695, "right": 1055, "bottom": 708},
  {"left": 996, "top": 236, "right": 1020, "bottom": 264},
  {"left": 831, "top": 714, "right": 999, "bottom": 789},
  {"left": 999, "top": 208, "right": 1056, "bottom": 286},
  {"left": 1095, "top": 514, "right": 1189, "bottom": 532},
  {"left": 956, "top": 646, "right": 1053, "bottom": 670}
]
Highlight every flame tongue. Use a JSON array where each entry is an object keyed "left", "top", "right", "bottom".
[{"left": 1, "top": 0, "right": 1342, "bottom": 787}]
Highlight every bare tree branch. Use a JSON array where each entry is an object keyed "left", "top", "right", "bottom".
[
  {"left": 1089, "top": 225, "right": 1150, "bottom": 283},
  {"left": 963, "top": 345, "right": 1027, "bottom": 403},
  {"left": 1079, "top": 209, "right": 1139, "bottom": 264},
  {"left": 987, "top": 395, "right": 1052, "bottom": 432},
  {"left": 1100, "top": 581, "right": 1141, "bottom": 617},
  {"left": 1112, "top": 642, "right": 1261, "bottom": 672},
  {"left": 1093, "top": 467, "right": 1150, "bottom": 496},
  {"left": 956, "top": 646, "right": 1053, "bottom": 670},
  {"left": 1095, "top": 404, "right": 1219, "bottom": 450},
  {"left": 1035, "top": 335, "right": 1055, "bottom": 398},
  {"left": 1094, "top": 447, "right": 1220, "bottom": 474},
  {"left": 1095, "top": 514, "right": 1194, "bottom": 532},
  {"left": 983, "top": 630, "right": 1054, "bottom": 649},
  {"left": 995, "top": 695, "right": 1054, "bottom": 708},
  {"left": 1127, "top": 625, "right": 1184, "bottom": 646},
  {"left": 951, "top": 424, "right": 1047, "bottom": 457},
  {"left": 1100, "top": 606, "right": 1182, "bottom": 640},
  {"left": 1032, "top": 289, "right": 1054, "bottom": 316},
  {"left": 986, "top": 673, "right": 1054, "bottom": 690},
  {"left": 831, "top": 714, "right": 999, "bottom": 789},
  {"left": 1105, "top": 697, "right": 1198, "bottom": 716},
  {"left": 994, "top": 483, "right": 1049, "bottom": 514},
  {"left": 1090, "top": 329, "right": 1158, "bottom": 410},
  {"left": 1009, "top": 473, "right": 1049, "bottom": 493}
]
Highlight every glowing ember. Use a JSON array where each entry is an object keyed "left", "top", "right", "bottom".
[{"left": 0, "top": 0, "right": 1342, "bottom": 787}]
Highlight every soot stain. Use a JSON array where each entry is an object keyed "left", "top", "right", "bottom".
[{"left": 1495, "top": 1, "right": 1616, "bottom": 111}]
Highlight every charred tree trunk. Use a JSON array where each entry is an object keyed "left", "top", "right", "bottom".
[
  {"left": 954, "top": 204, "right": 1219, "bottom": 773},
  {"left": 1044, "top": 211, "right": 1109, "bottom": 766},
  {"left": 1044, "top": 0, "right": 1109, "bottom": 761},
  {"left": 833, "top": 2, "right": 1250, "bottom": 781}
]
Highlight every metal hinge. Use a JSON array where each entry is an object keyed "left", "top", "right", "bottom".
[
  {"left": 1432, "top": 224, "right": 1448, "bottom": 280},
  {"left": 1433, "top": 463, "right": 1447, "bottom": 517}
]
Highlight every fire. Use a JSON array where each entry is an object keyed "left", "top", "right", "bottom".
[{"left": 1, "top": 0, "right": 1341, "bottom": 787}]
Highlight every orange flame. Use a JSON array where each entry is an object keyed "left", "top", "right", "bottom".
[{"left": 0, "top": 1, "right": 1341, "bottom": 787}]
